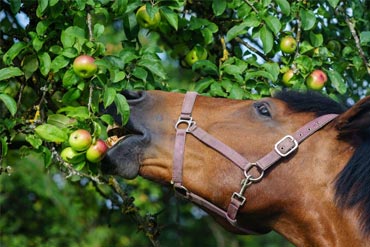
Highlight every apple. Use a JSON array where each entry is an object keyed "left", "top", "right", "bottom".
[
  {"left": 184, "top": 45, "right": 208, "bottom": 67},
  {"left": 306, "top": 69, "right": 328, "bottom": 90},
  {"left": 136, "top": 5, "right": 161, "bottom": 30},
  {"left": 86, "top": 139, "right": 108, "bottom": 163},
  {"left": 73, "top": 55, "right": 97, "bottom": 79},
  {"left": 69, "top": 129, "right": 92, "bottom": 151},
  {"left": 60, "top": 147, "right": 85, "bottom": 164},
  {"left": 280, "top": 36, "right": 297, "bottom": 54},
  {"left": 282, "top": 69, "right": 295, "bottom": 87}
]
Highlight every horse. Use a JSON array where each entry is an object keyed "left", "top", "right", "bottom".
[{"left": 101, "top": 90, "right": 370, "bottom": 246}]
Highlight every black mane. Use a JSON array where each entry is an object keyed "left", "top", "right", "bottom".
[
  {"left": 274, "top": 90, "right": 370, "bottom": 234},
  {"left": 273, "top": 90, "right": 347, "bottom": 116}
]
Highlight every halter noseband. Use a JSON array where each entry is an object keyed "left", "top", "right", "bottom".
[{"left": 172, "top": 92, "right": 338, "bottom": 234}]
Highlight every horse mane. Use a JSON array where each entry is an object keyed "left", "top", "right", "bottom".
[{"left": 274, "top": 90, "right": 370, "bottom": 234}]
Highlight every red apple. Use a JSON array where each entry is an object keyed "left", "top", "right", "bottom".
[
  {"left": 280, "top": 36, "right": 297, "bottom": 54},
  {"left": 282, "top": 69, "right": 295, "bottom": 87},
  {"left": 69, "top": 129, "right": 92, "bottom": 151},
  {"left": 86, "top": 139, "right": 108, "bottom": 163},
  {"left": 306, "top": 69, "right": 328, "bottom": 90},
  {"left": 73, "top": 55, "right": 97, "bottom": 79}
]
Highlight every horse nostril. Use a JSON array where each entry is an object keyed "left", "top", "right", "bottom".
[{"left": 122, "top": 90, "right": 146, "bottom": 102}]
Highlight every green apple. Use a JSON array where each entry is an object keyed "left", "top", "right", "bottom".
[
  {"left": 280, "top": 36, "right": 297, "bottom": 54},
  {"left": 306, "top": 69, "right": 327, "bottom": 90},
  {"left": 69, "top": 129, "right": 92, "bottom": 151},
  {"left": 60, "top": 147, "right": 85, "bottom": 164},
  {"left": 184, "top": 45, "right": 208, "bottom": 67},
  {"left": 86, "top": 139, "right": 108, "bottom": 163},
  {"left": 73, "top": 55, "right": 97, "bottom": 79},
  {"left": 282, "top": 69, "right": 295, "bottom": 87},
  {"left": 136, "top": 5, "right": 161, "bottom": 30}
]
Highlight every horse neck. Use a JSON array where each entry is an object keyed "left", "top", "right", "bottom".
[{"left": 266, "top": 135, "right": 367, "bottom": 246}]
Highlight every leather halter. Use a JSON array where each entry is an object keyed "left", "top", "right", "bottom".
[{"left": 172, "top": 92, "right": 338, "bottom": 234}]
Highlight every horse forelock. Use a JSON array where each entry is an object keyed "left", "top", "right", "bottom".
[
  {"left": 274, "top": 90, "right": 370, "bottom": 234},
  {"left": 273, "top": 90, "right": 347, "bottom": 116}
]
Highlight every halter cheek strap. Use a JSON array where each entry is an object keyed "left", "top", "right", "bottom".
[{"left": 172, "top": 92, "right": 338, "bottom": 234}]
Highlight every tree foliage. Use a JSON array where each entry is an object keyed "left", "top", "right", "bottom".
[{"left": 0, "top": 0, "right": 369, "bottom": 246}]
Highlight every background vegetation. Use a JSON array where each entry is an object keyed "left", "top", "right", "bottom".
[{"left": 0, "top": 0, "right": 369, "bottom": 246}]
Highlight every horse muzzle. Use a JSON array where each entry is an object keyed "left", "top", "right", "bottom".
[{"left": 101, "top": 91, "right": 151, "bottom": 179}]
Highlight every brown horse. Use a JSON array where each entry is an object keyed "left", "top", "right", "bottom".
[{"left": 102, "top": 90, "right": 370, "bottom": 246}]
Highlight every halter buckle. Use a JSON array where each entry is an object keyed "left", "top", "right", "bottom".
[
  {"left": 175, "top": 116, "right": 196, "bottom": 132},
  {"left": 274, "top": 135, "right": 298, "bottom": 157}
]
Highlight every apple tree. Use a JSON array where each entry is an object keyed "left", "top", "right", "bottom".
[{"left": 0, "top": 0, "right": 369, "bottom": 246}]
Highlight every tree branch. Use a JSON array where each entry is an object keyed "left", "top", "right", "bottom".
[{"left": 235, "top": 37, "right": 273, "bottom": 62}]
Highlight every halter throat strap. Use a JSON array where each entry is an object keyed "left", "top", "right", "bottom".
[{"left": 172, "top": 92, "right": 338, "bottom": 234}]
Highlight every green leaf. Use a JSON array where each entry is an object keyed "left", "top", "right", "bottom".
[
  {"left": 93, "top": 24, "right": 105, "bottom": 39},
  {"left": 47, "top": 114, "right": 75, "bottom": 128},
  {"left": 327, "top": 70, "right": 347, "bottom": 94},
  {"left": 210, "top": 82, "right": 227, "bottom": 97},
  {"left": 300, "top": 9, "right": 316, "bottom": 31},
  {"left": 194, "top": 78, "right": 215, "bottom": 93},
  {"left": 57, "top": 106, "right": 89, "bottom": 119},
  {"left": 51, "top": 55, "right": 70, "bottom": 73},
  {"left": 245, "top": 70, "right": 274, "bottom": 81},
  {"left": 309, "top": 32, "right": 323, "bottom": 47},
  {"left": 2, "top": 42, "right": 27, "bottom": 65},
  {"left": 138, "top": 59, "right": 167, "bottom": 79},
  {"left": 201, "top": 28, "right": 214, "bottom": 45},
  {"left": 36, "top": 0, "right": 48, "bottom": 17},
  {"left": 41, "top": 146, "right": 53, "bottom": 168},
  {"left": 25, "top": 134, "right": 43, "bottom": 149},
  {"left": 132, "top": 67, "right": 148, "bottom": 82},
  {"left": 100, "top": 114, "right": 115, "bottom": 126},
  {"left": 274, "top": 0, "right": 290, "bottom": 15},
  {"left": 34, "top": 124, "right": 68, "bottom": 143},
  {"left": 111, "top": 0, "right": 128, "bottom": 15},
  {"left": 114, "top": 94, "right": 130, "bottom": 125},
  {"left": 259, "top": 25, "right": 273, "bottom": 53},
  {"left": 226, "top": 20, "right": 255, "bottom": 42},
  {"left": 264, "top": 15, "right": 281, "bottom": 35},
  {"left": 160, "top": 7, "right": 178, "bottom": 30},
  {"left": 1, "top": 137, "right": 8, "bottom": 157},
  {"left": 212, "top": 0, "right": 227, "bottom": 16},
  {"left": 327, "top": 0, "right": 339, "bottom": 8},
  {"left": 192, "top": 60, "right": 219, "bottom": 76},
  {"left": 10, "top": 0, "right": 21, "bottom": 14},
  {"left": 22, "top": 54, "right": 39, "bottom": 80},
  {"left": 61, "top": 26, "right": 85, "bottom": 48},
  {"left": 104, "top": 87, "right": 117, "bottom": 108},
  {"left": 262, "top": 62, "right": 280, "bottom": 82},
  {"left": 0, "top": 67, "right": 24, "bottom": 81},
  {"left": 360, "top": 31, "right": 370, "bottom": 45},
  {"left": 36, "top": 20, "right": 50, "bottom": 35},
  {"left": 38, "top": 52, "right": 51, "bottom": 76},
  {"left": 229, "top": 85, "right": 244, "bottom": 99},
  {"left": 0, "top": 94, "right": 17, "bottom": 116},
  {"left": 62, "top": 88, "right": 81, "bottom": 104},
  {"left": 62, "top": 68, "right": 80, "bottom": 88}
]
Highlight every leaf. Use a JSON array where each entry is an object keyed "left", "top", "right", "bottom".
[
  {"left": 61, "top": 26, "right": 85, "bottom": 48},
  {"left": 212, "top": 0, "right": 227, "bottom": 16},
  {"left": 25, "top": 134, "right": 43, "bottom": 149},
  {"left": 62, "top": 68, "right": 80, "bottom": 88},
  {"left": 10, "top": 0, "right": 21, "bottom": 14},
  {"left": 264, "top": 15, "right": 281, "bottom": 35},
  {"left": 22, "top": 54, "right": 39, "bottom": 80},
  {"left": 300, "top": 9, "right": 316, "bottom": 31},
  {"left": 160, "top": 7, "right": 178, "bottom": 30},
  {"left": 360, "top": 31, "right": 370, "bottom": 45},
  {"left": 100, "top": 114, "right": 115, "bottom": 126},
  {"left": 0, "top": 93, "right": 17, "bottom": 116},
  {"left": 93, "top": 23, "right": 105, "bottom": 38},
  {"left": 104, "top": 87, "right": 117, "bottom": 108},
  {"left": 114, "top": 94, "right": 130, "bottom": 125},
  {"left": 274, "top": 0, "right": 290, "bottom": 15},
  {"left": 0, "top": 67, "right": 24, "bottom": 81},
  {"left": 194, "top": 78, "right": 215, "bottom": 93},
  {"left": 259, "top": 25, "right": 273, "bottom": 53},
  {"left": 262, "top": 62, "right": 280, "bottom": 82},
  {"left": 327, "top": 70, "right": 347, "bottom": 95},
  {"left": 47, "top": 114, "right": 75, "bottom": 128},
  {"left": 2, "top": 42, "right": 27, "bottom": 65},
  {"left": 327, "top": 0, "right": 340, "bottom": 8},
  {"left": 1, "top": 137, "right": 8, "bottom": 157},
  {"left": 137, "top": 59, "right": 167, "bottom": 79},
  {"left": 225, "top": 22, "right": 250, "bottom": 42},
  {"left": 229, "top": 85, "right": 244, "bottom": 99},
  {"left": 57, "top": 106, "right": 89, "bottom": 119},
  {"left": 309, "top": 32, "right": 323, "bottom": 47},
  {"left": 34, "top": 124, "right": 68, "bottom": 143},
  {"left": 36, "top": 0, "right": 48, "bottom": 17},
  {"left": 192, "top": 60, "right": 219, "bottom": 76},
  {"left": 51, "top": 55, "right": 70, "bottom": 73},
  {"left": 132, "top": 67, "right": 148, "bottom": 81},
  {"left": 38, "top": 52, "right": 51, "bottom": 76}
]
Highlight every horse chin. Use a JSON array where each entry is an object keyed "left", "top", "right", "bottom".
[{"left": 101, "top": 135, "right": 146, "bottom": 179}]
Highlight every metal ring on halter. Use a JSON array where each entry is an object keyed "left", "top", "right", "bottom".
[
  {"left": 175, "top": 117, "right": 196, "bottom": 132},
  {"left": 244, "top": 163, "right": 264, "bottom": 182}
]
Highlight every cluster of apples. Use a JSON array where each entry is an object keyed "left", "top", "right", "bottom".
[
  {"left": 280, "top": 35, "right": 328, "bottom": 91},
  {"left": 61, "top": 129, "right": 108, "bottom": 164}
]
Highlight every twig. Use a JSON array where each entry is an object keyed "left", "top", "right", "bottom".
[
  {"left": 344, "top": 15, "right": 370, "bottom": 75},
  {"left": 87, "top": 12, "right": 94, "bottom": 42},
  {"left": 235, "top": 37, "right": 273, "bottom": 62}
]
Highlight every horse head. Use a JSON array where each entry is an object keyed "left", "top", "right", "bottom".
[{"left": 102, "top": 90, "right": 370, "bottom": 246}]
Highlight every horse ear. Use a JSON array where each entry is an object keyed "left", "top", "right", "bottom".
[{"left": 335, "top": 95, "right": 370, "bottom": 137}]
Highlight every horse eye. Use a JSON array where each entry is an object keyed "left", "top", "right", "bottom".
[{"left": 254, "top": 102, "right": 271, "bottom": 117}]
